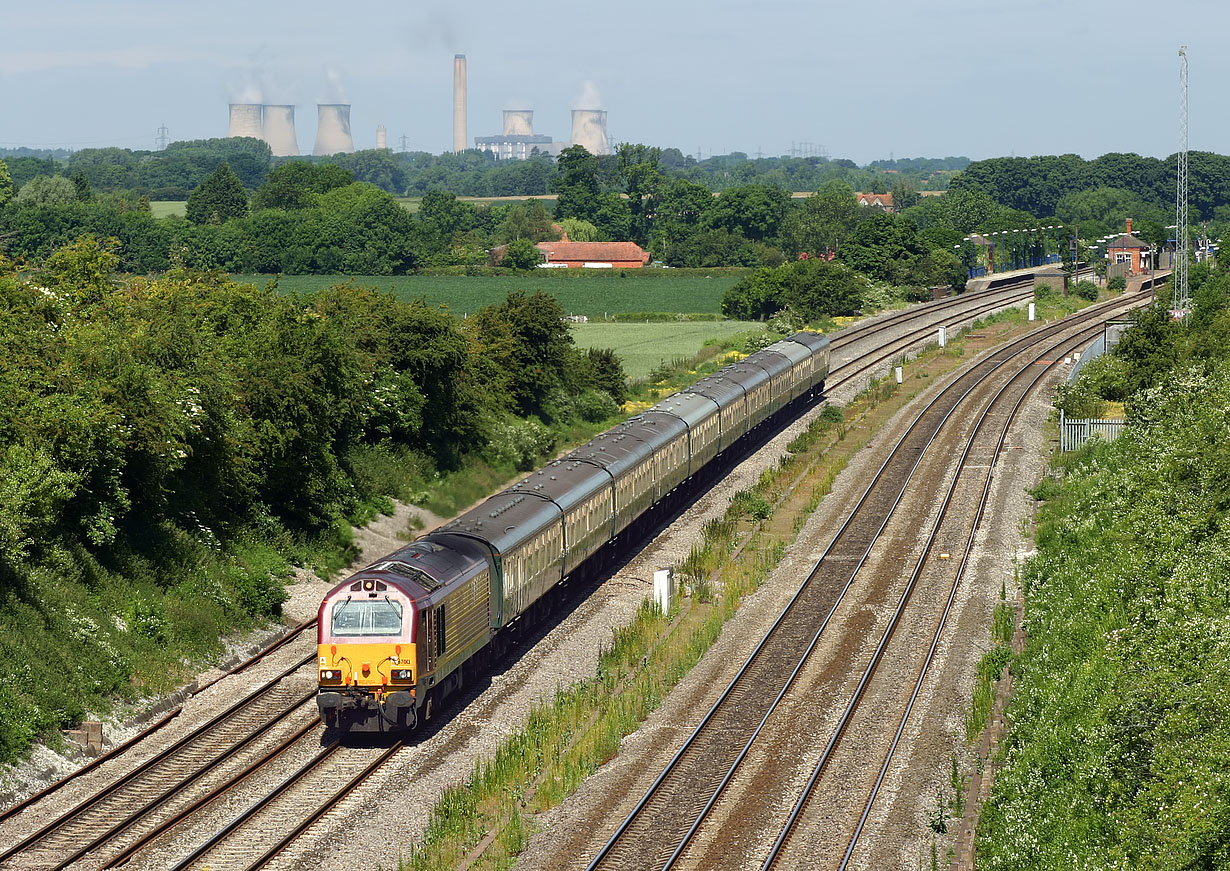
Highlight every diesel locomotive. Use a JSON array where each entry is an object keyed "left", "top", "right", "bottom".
[{"left": 316, "top": 332, "right": 830, "bottom": 732}]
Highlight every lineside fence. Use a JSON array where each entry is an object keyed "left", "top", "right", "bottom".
[
  {"left": 1058, "top": 411, "right": 1126, "bottom": 452},
  {"left": 1057, "top": 330, "right": 1128, "bottom": 452}
]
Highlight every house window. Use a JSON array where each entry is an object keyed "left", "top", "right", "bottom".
[{"left": 1115, "top": 252, "right": 1131, "bottom": 264}]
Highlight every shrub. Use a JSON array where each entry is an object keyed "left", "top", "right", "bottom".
[
  {"left": 1072, "top": 279, "right": 1100, "bottom": 301},
  {"left": 1108, "top": 274, "right": 1127, "bottom": 291}
]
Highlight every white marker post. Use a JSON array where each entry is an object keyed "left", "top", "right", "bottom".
[
  {"left": 1028, "top": 301, "right": 1036, "bottom": 321},
  {"left": 895, "top": 365, "right": 903, "bottom": 384},
  {"left": 653, "top": 569, "right": 672, "bottom": 612},
  {"left": 938, "top": 326, "right": 947, "bottom": 347}
]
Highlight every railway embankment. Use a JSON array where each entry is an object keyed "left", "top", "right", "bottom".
[{"left": 973, "top": 274, "right": 1230, "bottom": 868}]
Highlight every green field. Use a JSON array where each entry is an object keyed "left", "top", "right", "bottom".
[
  {"left": 151, "top": 201, "right": 186, "bottom": 218},
  {"left": 233, "top": 273, "right": 741, "bottom": 317},
  {"left": 570, "top": 320, "right": 762, "bottom": 379}
]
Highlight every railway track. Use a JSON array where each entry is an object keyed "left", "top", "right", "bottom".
[
  {"left": 583, "top": 289, "right": 1150, "bottom": 871},
  {"left": 0, "top": 280, "right": 1096, "bottom": 870},
  {"left": 762, "top": 316, "right": 1122, "bottom": 870},
  {"left": 0, "top": 617, "right": 318, "bottom": 828},
  {"left": 0, "top": 653, "right": 318, "bottom": 869}
]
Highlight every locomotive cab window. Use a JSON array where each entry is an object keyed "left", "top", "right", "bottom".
[{"left": 331, "top": 597, "right": 403, "bottom": 636}]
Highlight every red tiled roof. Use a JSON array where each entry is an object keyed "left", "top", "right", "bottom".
[
  {"left": 535, "top": 241, "right": 650, "bottom": 263},
  {"left": 856, "top": 192, "right": 895, "bottom": 208}
]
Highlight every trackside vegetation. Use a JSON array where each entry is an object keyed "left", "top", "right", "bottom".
[
  {"left": 976, "top": 262, "right": 1230, "bottom": 868},
  {"left": 0, "top": 238, "right": 630, "bottom": 763}
]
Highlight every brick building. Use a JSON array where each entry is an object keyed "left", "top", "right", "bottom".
[
  {"left": 533, "top": 241, "right": 651, "bottom": 268},
  {"left": 1106, "top": 219, "right": 1150, "bottom": 275}
]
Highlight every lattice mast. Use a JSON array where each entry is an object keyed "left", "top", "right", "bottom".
[{"left": 1175, "top": 46, "right": 1190, "bottom": 315}]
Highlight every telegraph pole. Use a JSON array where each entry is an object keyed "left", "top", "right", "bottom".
[{"left": 1174, "top": 46, "right": 1190, "bottom": 317}]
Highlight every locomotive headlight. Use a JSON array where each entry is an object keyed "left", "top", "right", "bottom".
[
  {"left": 391, "top": 668, "right": 414, "bottom": 682},
  {"left": 320, "top": 669, "right": 342, "bottom": 681}
]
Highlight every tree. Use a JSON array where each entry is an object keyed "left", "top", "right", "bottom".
[
  {"left": 841, "top": 212, "right": 927, "bottom": 282},
  {"left": 502, "top": 238, "right": 541, "bottom": 270},
  {"left": 466, "top": 291, "right": 576, "bottom": 417},
  {"left": 41, "top": 234, "right": 120, "bottom": 305},
  {"left": 186, "top": 163, "right": 249, "bottom": 224},
  {"left": 558, "top": 218, "right": 600, "bottom": 242},
  {"left": 783, "top": 258, "right": 864, "bottom": 319},
  {"left": 552, "top": 145, "right": 602, "bottom": 222},
  {"left": 252, "top": 162, "right": 353, "bottom": 210},
  {"left": 617, "top": 143, "right": 663, "bottom": 246},
  {"left": 781, "top": 179, "right": 858, "bottom": 256},
  {"left": 69, "top": 170, "right": 92, "bottom": 201},
  {"left": 704, "top": 184, "right": 790, "bottom": 242},
  {"left": 16, "top": 175, "right": 78, "bottom": 206},
  {"left": 496, "top": 199, "right": 556, "bottom": 243},
  {"left": 0, "top": 159, "right": 14, "bottom": 208}
]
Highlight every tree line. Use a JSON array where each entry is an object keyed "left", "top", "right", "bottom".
[
  {"left": 1, "top": 140, "right": 963, "bottom": 202},
  {"left": 951, "top": 151, "right": 1230, "bottom": 240},
  {"left": 0, "top": 146, "right": 999, "bottom": 279}
]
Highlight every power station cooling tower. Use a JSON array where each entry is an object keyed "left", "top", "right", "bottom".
[
  {"left": 453, "top": 54, "right": 467, "bottom": 153},
  {"left": 503, "top": 110, "right": 534, "bottom": 136},
  {"left": 376, "top": 124, "right": 388, "bottom": 150},
  {"left": 570, "top": 109, "right": 611, "bottom": 155},
  {"left": 313, "top": 103, "right": 354, "bottom": 156},
  {"left": 228, "top": 103, "right": 263, "bottom": 140},
  {"left": 261, "top": 105, "right": 299, "bottom": 156}
]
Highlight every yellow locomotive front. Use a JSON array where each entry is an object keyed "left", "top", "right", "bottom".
[{"left": 317, "top": 577, "right": 419, "bottom": 732}]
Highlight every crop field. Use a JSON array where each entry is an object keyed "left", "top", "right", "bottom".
[
  {"left": 571, "top": 320, "right": 762, "bottom": 379},
  {"left": 232, "top": 273, "right": 741, "bottom": 316},
  {"left": 150, "top": 201, "right": 186, "bottom": 218}
]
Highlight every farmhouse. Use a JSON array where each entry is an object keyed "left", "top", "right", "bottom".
[
  {"left": 856, "top": 192, "right": 895, "bottom": 212},
  {"left": 534, "top": 241, "right": 651, "bottom": 269}
]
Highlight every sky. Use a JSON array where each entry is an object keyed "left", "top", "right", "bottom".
[{"left": 0, "top": 0, "right": 1224, "bottom": 165}]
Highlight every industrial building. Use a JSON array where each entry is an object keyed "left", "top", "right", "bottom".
[{"left": 475, "top": 110, "right": 555, "bottom": 159}]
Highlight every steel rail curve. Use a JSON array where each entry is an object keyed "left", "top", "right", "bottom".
[
  {"left": 584, "top": 289, "right": 1150, "bottom": 871},
  {"left": 763, "top": 316, "right": 1132, "bottom": 870}
]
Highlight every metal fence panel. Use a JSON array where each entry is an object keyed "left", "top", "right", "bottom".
[{"left": 1059, "top": 412, "right": 1126, "bottom": 452}]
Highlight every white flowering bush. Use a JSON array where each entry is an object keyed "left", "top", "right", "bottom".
[{"left": 978, "top": 364, "right": 1230, "bottom": 869}]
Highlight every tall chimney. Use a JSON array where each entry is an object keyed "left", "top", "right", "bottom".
[
  {"left": 453, "top": 54, "right": 467, "bottom": 153},
  {"left": 228, "top": 103, "right": 263, "bottom": 140},
  {"left": 313, "top": 104, "right": 354, "bottom": 156},
  {"left": 376, "top": 125, "right": 388, "bottom": 150},
  {"left": 503, "top": 110, "right": 534, "bottom": 136},
  {"left": 1126, "top": 217, "right": 1133, "bottom": 235},
  {"left": 261, "top": 105, "right": 299, "bottom": 157},
  {"left": 570, "top": 109, "right": 611, "bottom": 156}
]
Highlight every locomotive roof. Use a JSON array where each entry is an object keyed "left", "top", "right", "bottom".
[
  {"left": 614, "top": 411, "right": 688, "bottom": 451},
  {"left": 325, "top": 537, "right": 488, "bottom": 601},
  {"left": 726, "top": 360, "right": 772, "bottom": 390}
]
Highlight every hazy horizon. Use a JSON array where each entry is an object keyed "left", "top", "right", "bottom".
[{"left": 0, "top": 0, "right": 1219, "bottom": 164}]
